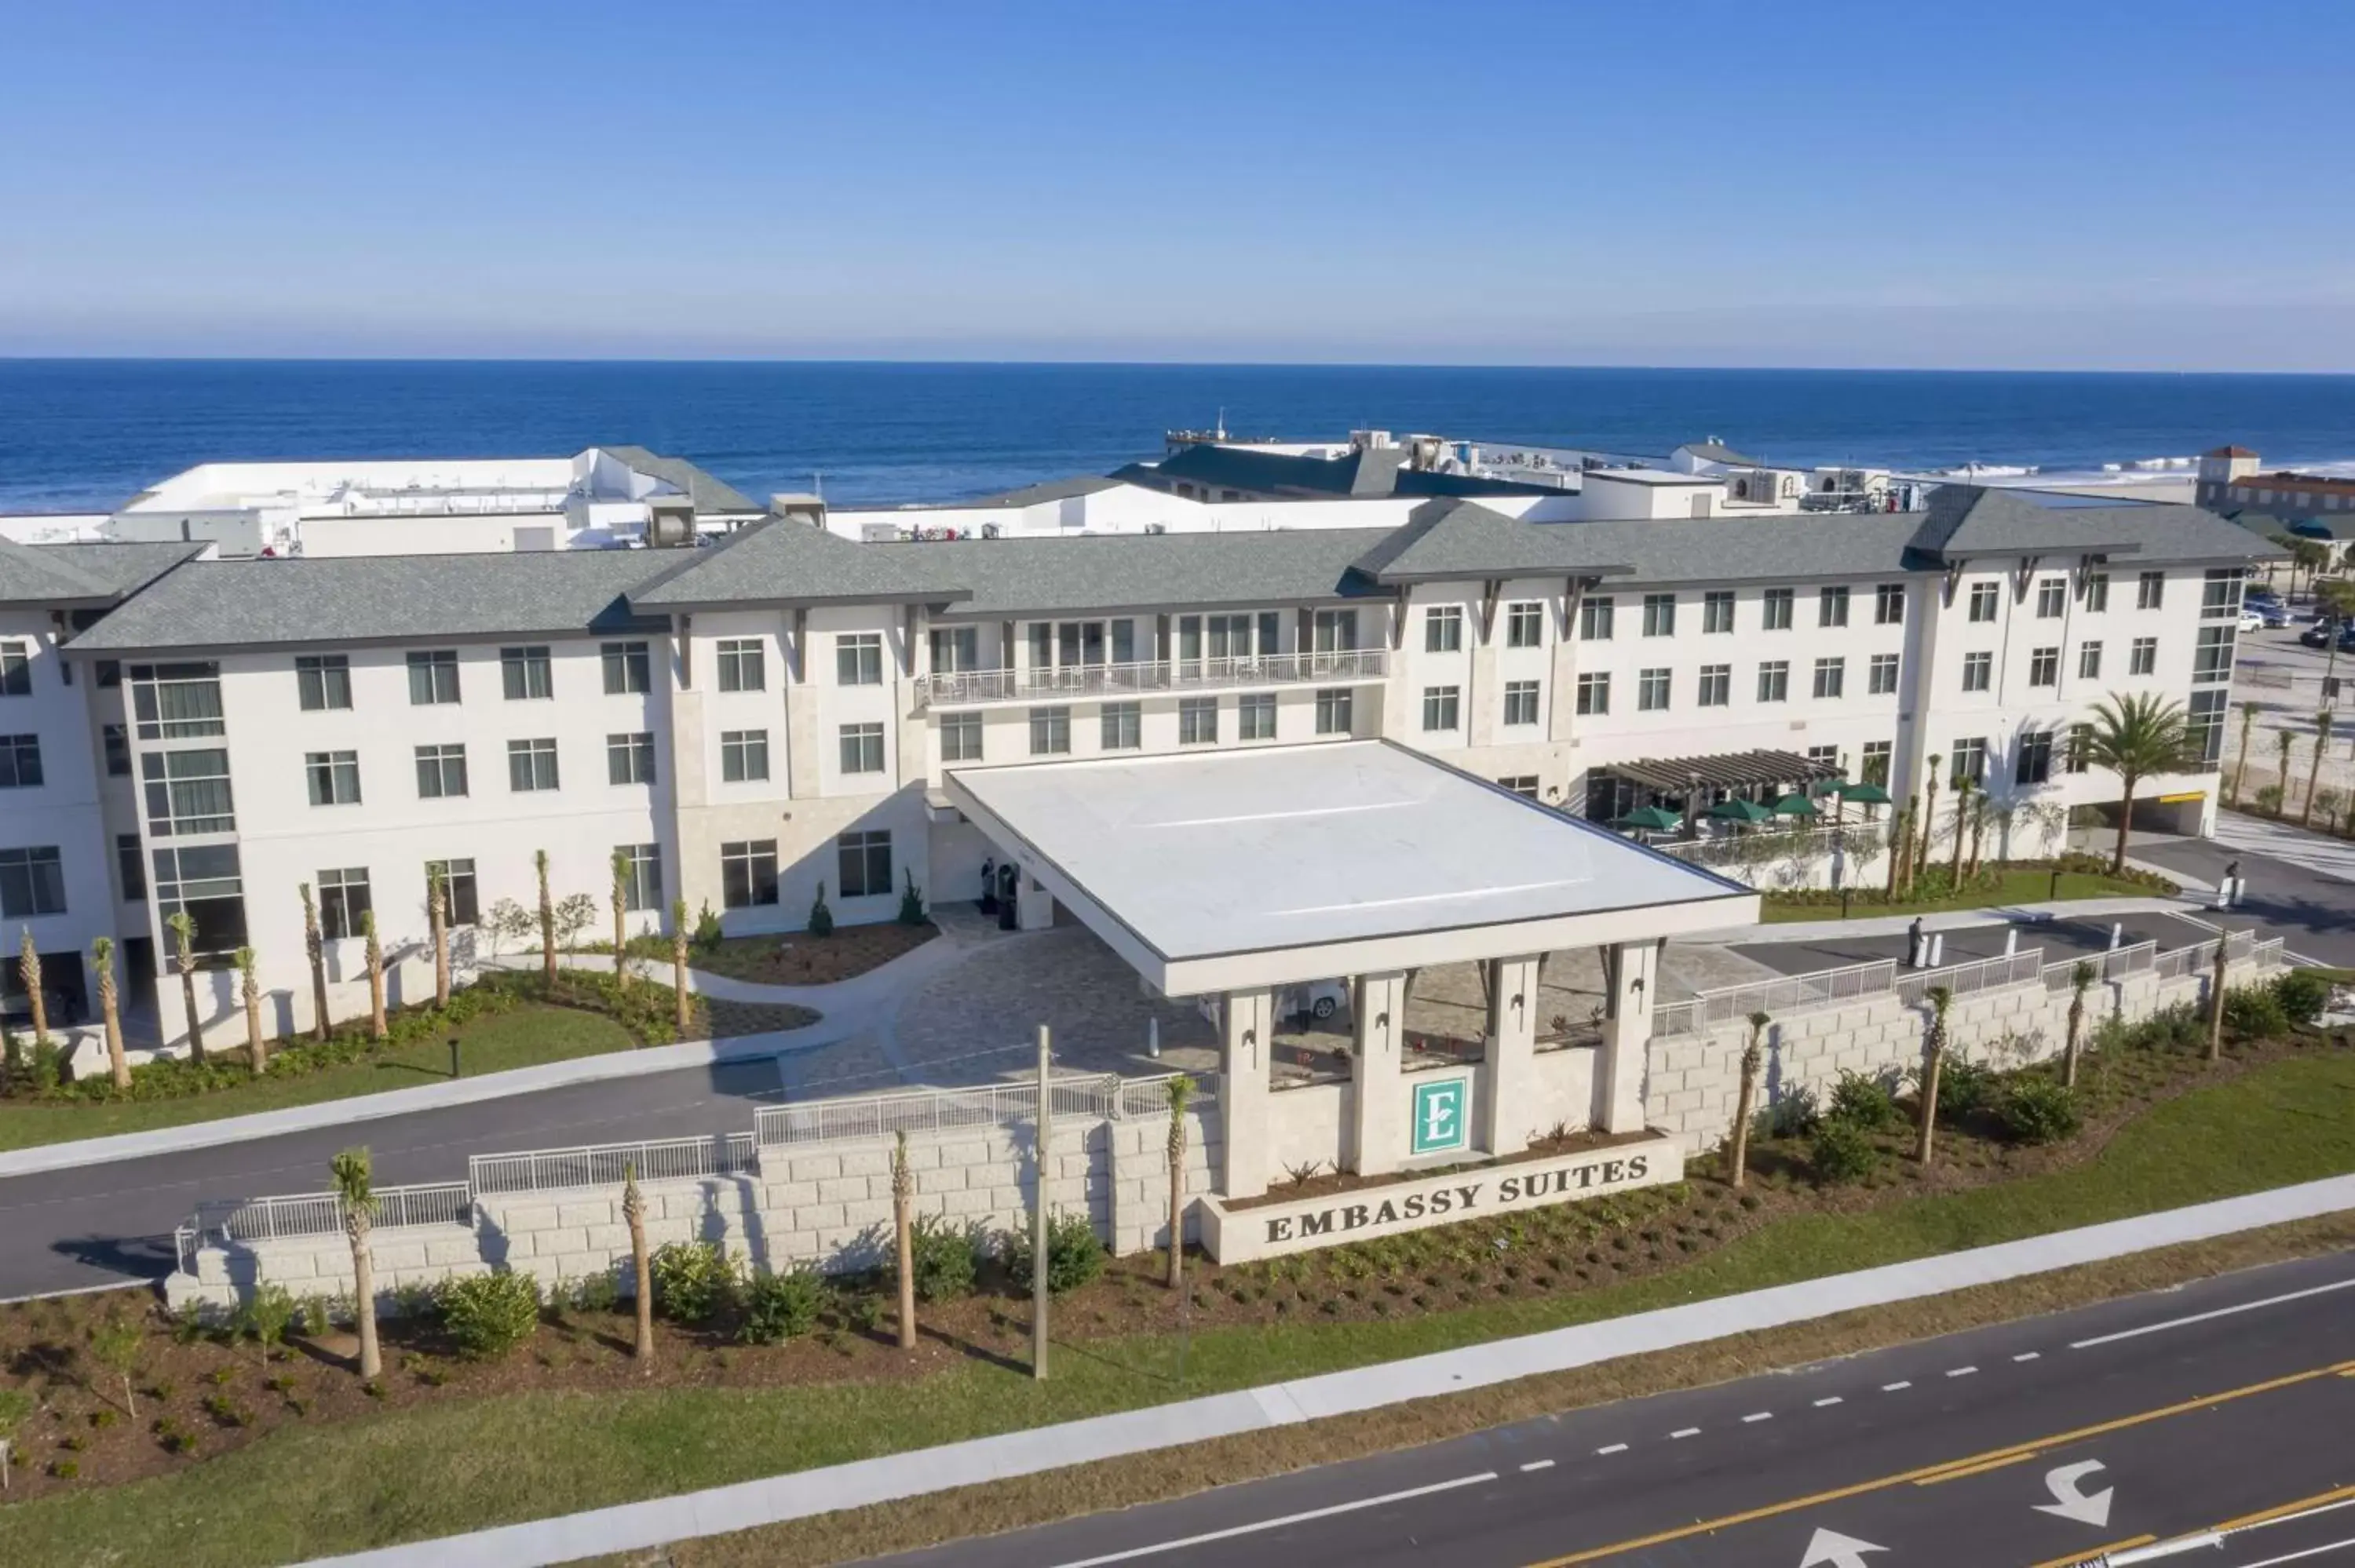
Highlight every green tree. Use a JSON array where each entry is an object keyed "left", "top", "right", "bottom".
[
  {"left": 93, "top": 935, "right": 130, "bottom": 1091},
  {"left": 87, "top": 1312, "right": 144, "bottom": 1417},
  {"left": 2304, "top": 712, "right": 2335, "bottom": 826},
  {"left": 2081, "top": 695, "right": 2197, "bottom": 873},
  {"left": 1729, "top": 1012, "right": 1769, "bottom": 1190},
  {"left": 1916, "top": 986, "right": 1953, "bottom": 1166},
  {"left": 330, "top": 1147, "right": 381, "bottom": 1380},
  {"left": 165, "top": 909, "right": 207, "bottom": 1066}
]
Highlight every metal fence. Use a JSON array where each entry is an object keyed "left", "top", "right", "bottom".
[
  {"left": 754, "top": 1070, "right": 1215, "bottom": 1149},
  {"left": 1895, "top": 948, "right": 2046, "bottom": 1008},
  {"left": 1652, "top": 956, "right": 1898, "bottom": 1038},
  {"left": 2041, "top": 939, "right": 2157, "bottom": 990},
  {"left": 469, "top": 1133, "right": 758, "bottom": 1196},
  {"left": 191, "top": 1180, "right": 473, "bottom": 1247},
  {"left": 2149, "top": 928, "right": 2263, "bottom": 982}
]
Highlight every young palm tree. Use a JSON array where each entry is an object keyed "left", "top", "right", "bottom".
[
  {"left": 891, "top": 1130, "right": 917, "bottom": 1350},
  {"left": 1884, "top": 802, "right": 1910, "bottom": 898},
  {"left": 1966, "top": 793, "right": 1990, "bottom": 881},
  {"left": 429, "top": 872, "right": 451, "bottom": 1008},
  {"left": 622, "top": 1164, "right": 652, "bottom": 1369},
  {"left": 1915, "top": 986, "right": 1953, "bottom": 1167},
  {"left": 535, "top": 849, "right": 557, "bottom": 988},
  {"left": 1165, "top": 1074, "right": 1194, "bottom": 1291},
  {"left": 2232, "top": 700, "right": 2261, "bottom": 806},
  {"left": 92, "top": 935, "right": 130, "bottom": 1091},
  {"left": 164, "top": 910, "right": 207, "bottom": 1066},
  {"left": 1729, "top": 1012, "right": 1769, "bottom": 1189},
  {"left": 17, "top": 928, "right": 48, "bottom": 1051},
  {"left": 361, "top": 909, "right": 387, "bottom": 1041},
  {"left": 608, "top": 848, "right": 632, "bottom": 991},
  {"left": 236, "top": 945, "right": 266, "bottom": 1074},
  {"left": 2207, "top": 937, "right": 2229, "bottom": 1065},
  {"left": 1919, "top": 759, "right": 1943, "bottom": 897},
  {"left": 2273, "top": 726, "right": 2296, "bottom": 816},
  {"left": 2082, "top": 695, "right": 2196, "bottom": 873},
  {"left": 2303, "top": 712, "right": 2335, "bottom": 825},
  {"left": 2064, "top": 960, "right": 2094, "bottom": 1089},
  {"left": 1947, "top": 775, "right": 1972, "bottom": 884},
  {"left": 670, "top": 897, "right": 692, "bottom": 1035},
  {"left": 330, "top": 1147, "right": 380, "bottom": 1379},
  {"left": 299, "top": 882, "right": 330, "bottom": 1042}
]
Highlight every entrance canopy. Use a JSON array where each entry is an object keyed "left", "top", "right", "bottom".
[{"left": 946, "top": 740, "right": 1757, "bottom": 995}]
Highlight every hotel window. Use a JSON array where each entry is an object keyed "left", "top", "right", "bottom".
[
  {"left": 1868, "top": 652, "right": 1900, "bottom": 695},
  {"left": 1505, "top": 602, "right": 1543, "bottom": 647},
  {"left": 1180, "top": 697, "right": 1219, "bottom": 745},
  {"left": 2130, "top": 636, "right": 2158, "bottom": 676},
  {"left": 1807, "top": 744, "right": 1840, "bottom": 775},
  {"left": 1637, "top": 667, "right": 1670, "bottom": 712},
  {"left": 2190, "top": 687, "right": 2227, "bottom": 764},
  {"left": 130, "top": 662, "right": 225, "bottom": 738},
  {"left": 717, "top": 638, "right": 766, "bottom": 692},
  {"left": 407, "top": 650, "right": 460, "bottom": 706},
  {"left": 2084, "top": 573, "right": 2109, "bottom": 613},
  {"left": 305, "top": 749, "right": 360, "bottom": 807},
  {"left": 1702, "top": 591, "right": 1735, "bottom": 635},
  {"left": 1641, "top": 593, "right": 1677, "bottom": 637},
  {"left": 1968, "top": 583, "right": 1999, "bottom": 623},
  {"left": 602, "top": 641, "right": 651, "bottom": 695},
  {"left": 296, "top": 655, "right": 352, "bottom": 712},
  {"left": 607, "top": 731, "right": 657, "bottom": 786},
  {"left": 721, "top": 840, "right": 780, "bottom": 908},
  {"left": 1860, "top": 740, "right": 1893, "bottom": 786},
  {"left": 1875, "top": 583, "right": 1906, "bottom": 625},
  {"left": 1819, "top": 585, "right": 1850, "bottom": 628},
  {"left": 2137, "top": 571, "right": 2165, "bottom": 610},
  {"left": 2036, "top": 578, "right": 2067, "bottom": 619},
  {"left": 615, "top": 844, "right": 662, "bottom": 912},
  {"left": 722, "top": 727, "right": 772, "bottom": 781},
  {"left": 1100, "top": 702, "right": 1141, "bottom": 750},
  {"left": 316, "top": 867, "right": 371, "bottom": 941},
  {"left": 103, "top": 724, "right": 130, "bottom": 777},
  {"left": 2028, "top": 647, "right": 2060, "bottom": 687},
  {"left": 938, "top": 713, "right": 982, "bottom": 764},
  {"left": 0, "top": 847, "right": 65, "bottom": 919},
  {"left": 1425, "top": 605, "right": 1463, "bottom": 653},
  {"left": 837, "top": 632, "right": 885, "bottom": 686},
  {"left": 1757, "top": 661, "right": 1791, "bottom": 702},
  {"left": 1762, "top": 588, "right": 1794, "bottom": 631},
  {"left": 1697, "top": 664, "right": 1731, "bottom": 707},
  {"left": 0, "top": 733, "right": 40, "bottom": 789},
  {"left": 150, "top": 844, "right": 246, "bottom": 954},
  {"left": 2016, "top": 731, "right": 2054, "bottom": 786},
  {"left": 1575, "top": 673, "right": 1609, "bottom": 716},
  {"left": 500, "top": 645, "right": 553, "bottom": 701},
  {"left": 1238, "top": 692, "right": 1278, "bottom": 740},
  {"left": 1962, "top": 651, "right": 1993, "bottom": 692},
  {"left": 1950, "top": 738, "right": 1988, "bottom": 786},
  {"left": 2066, "top": 723, "right": 2094, "bottom": 774},
  {"left": 141, "top": 748, "right": 235, "bottom": 836},
  {"left": 1422, "top": 686, "right": 1460, "bottom": 731},
  {"left": 838, "top": 830, "right": 893, "bottom": 899},
  {"left": 1029, "top": 707, "right": 1073, "bottom": 756},
  {"left": 0, "top": 642, "right": 27, "bottom": 697},
  {"left": 1578, "top": 596, "right": 1615, "bottom": 641},
  {"left": 1312, "top": 609, "right": 1360, "bottom": 653},
  {"left": 1314, "top": 687, "right": 1354, "bottom": 735},
  {"left": 426, "top": 859, "right": 480, "bottom": 926},
  {"left": 414, "top": 743, "right": 468, "bottom": 799},
  {"left": 929, "top": 626, "right": 980, "bottom": 673},
  {"left": 118, "top": 834, "right": 146, "bottom": 900},
  {"left": 2200, "top": 568, "right": 2244, "bottom": 619},
  {"left": 840, "top": 721, "right": 886, "bottom": 772},
  {"left": 1812, "top": 656, "right": 1845, "bottom": 699},
  {"left": 2194, "top": 625, "right": 2234, "bottom": 683},
  {"left": 2079, "top": 641, "right": 2104, "bottom": 680},
  {"left": 1500, "top": 775, "right": 1540, "bottom": 799},
  {"left": 1502, "top": 680, "right": 1540, "bottom": 726},
  {"left": 507, "top": 738, "right": 560, "bottom": 792}
]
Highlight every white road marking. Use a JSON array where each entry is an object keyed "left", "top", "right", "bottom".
[
  {"left": 2231, "top": 1535, "right": 2355, "bottom": 1567},
  {"left": 1946, "top": 1366, "right": 1978, "bottom": 1378},
  {"left": 1596, "top": 1443, "right": 1629, "bottom": 1456},
  {"left": 1743, "top": 1412, "right": 1773, "bottom": 1424},
  {"left": 1670, "top": 1428, "right": 1702, "bottom": 1439},
  {"left": 1813, "top": 1396, "right": 1845, "bottom": 1407},
  {"left": 1040, "top": 1471, "right": 1502, "bottom": 1567},
  {"left": 2068, "top": 1276, "right": 2355, "bottom": 1350},
  {"left": 1882, "top": 1381, "right": 1912, "bottom": 1391},
  {"left": 1519, "top": 1459, "right": 1555, "bottom": 1473},
  {"left": 2013, "top": 1351, "right": 2042, "bottom": 1362}
]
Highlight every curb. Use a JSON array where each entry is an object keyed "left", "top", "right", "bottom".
[{"left": 300, "top": 1172, "right": 2355, "bottom": 1568}]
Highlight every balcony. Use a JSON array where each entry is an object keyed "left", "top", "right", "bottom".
[{"left": 913, "top": 648, "right": 1390, "bottom": 709}]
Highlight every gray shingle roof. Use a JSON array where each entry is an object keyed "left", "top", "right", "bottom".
[
  {"left": 1351, "top": 499, "right": 1926, "bottom": 584},
  {"left": 0, "top": 540, "right": 203, "bottom": 607},
  {"left": 865, "top": 528, "right": 1397, "bottom": 617},
  {"left": 1141, "top": 443, "right": 1560, "bottom": 501},
  {"left": 631, "top": 518, "right": 971, "bottom": 611},
  {"left": 596, "top": 445, "right": 765, "bottom": 516},
  {"left": 1909, "top": 486, "right": 2278, "bottom": 563}
]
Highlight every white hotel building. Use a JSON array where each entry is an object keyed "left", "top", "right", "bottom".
[{"left": 2, "top": 484, "right": 2265, "bottom": 1048}]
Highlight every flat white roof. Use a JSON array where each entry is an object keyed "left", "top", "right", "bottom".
[{"left": 947, "top": 741, "right": 1755, "bottom": 994}]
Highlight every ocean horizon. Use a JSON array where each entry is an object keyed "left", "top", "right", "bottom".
[{"left": 5, "top": 358, "right": 2353, "bottom": 515}]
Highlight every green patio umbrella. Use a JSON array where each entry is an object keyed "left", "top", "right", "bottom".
[
  {"left": 1834, "top": 781, "right": 1892, "bottom": 805},
  {"left": 1771, "top": 793, "right": 1819, "bottom": 817},
  {"left": 1706, "top": 797, "right": 1776, "bottom": 825},
  {"left": 1612, "top": 805, "right": 1682, "bottom": 832}
]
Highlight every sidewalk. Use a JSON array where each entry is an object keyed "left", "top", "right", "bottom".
[
  {"left": 300, "top": 1171, "right": 2355, "bottom": 1568},
  {"left": 1693, "top": 893, "right": 2210, "bottom": 948}
]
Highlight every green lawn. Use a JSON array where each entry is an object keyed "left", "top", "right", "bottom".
[
  {"left": 5, "top": 1046, "right": 2352, "bottom": 1566},
  {"left": 1761, "top": 866, "right": 2167, "bottom": 923},
  {"left": 0, "top": 1005, "right": 637, "bottom": 1153}
]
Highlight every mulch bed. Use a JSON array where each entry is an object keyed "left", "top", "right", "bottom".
[{"left": 695, "top": 922, "right": 937, "bottom": 987}]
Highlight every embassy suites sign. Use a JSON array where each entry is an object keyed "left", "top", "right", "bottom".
[{"left": 1197, "top": 1134, "right": 1683, "bottom": 1265}]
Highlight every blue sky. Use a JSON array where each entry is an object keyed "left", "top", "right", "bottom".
[{"left": 3, "top": 1, "right": 2350, "bottom": 369}]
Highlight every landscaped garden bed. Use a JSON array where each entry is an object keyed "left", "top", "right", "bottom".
[
  {"left": 686, "top": 919, "right": 939, "bottom": 987},
  {"left": 1760, "top": 855, "right": 2177, "bottom": 921}
]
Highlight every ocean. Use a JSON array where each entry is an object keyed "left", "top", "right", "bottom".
[{"left": 3, "top": 359, "right": 2353, "bottom": 515}]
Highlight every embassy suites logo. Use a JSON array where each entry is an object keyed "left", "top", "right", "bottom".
[{"left": 1259, "top": 1150, "right": 1657, "bottom": 1246}]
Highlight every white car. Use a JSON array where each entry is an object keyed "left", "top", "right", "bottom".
[
  {"left": 2239, "top": 609, "right": 2265, "bottom": 633},
  {"left": 1283, "top": 979, "right": 1350, "bottom": 1022}
]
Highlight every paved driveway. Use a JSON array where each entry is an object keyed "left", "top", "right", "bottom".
[{"left": 1729, "top": 909, "right": 2218, "bottom": 978}]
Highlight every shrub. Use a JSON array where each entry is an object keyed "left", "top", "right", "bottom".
[
  {"left": 1765, "top": 1082, "right": 1821, "bottom": 1140},
  {"left": 1933, "top": 1055, "right": 1998, "bottom": 1123},
  {"left": 1809, "top": 1119, "right": 1879, "bottom": 1184},
  {"left": 691, "top": 900, "right": 725, "bottom": 954},
  {"left": 808, "top": 882, "right": 835, "bottom": 939},
  {"left": 2273, "top": 970, "right": 2330, "bottom": 1027},
  {"left": 898, "top": 1214, "right": 982, "bottom": 1303},
  {"left": 737, "top": 1266, "right": 823, "bottom": 1344},
  {"left": 1827, "top": 1070, "right": 1899, "bottom": 1131},
  {"left": 1002, "top": 1210, "right": 1105, "bottom": 1295},
  {"left": 649, "top": 1240, "right": 739, "bottom": 1324},
  {"left": 1997, "top": 1077, "right": 2083, "bottom": 1144},
  {"left": 898, "top": 870, "right": 927, "bottom": 927},
  {"left": 2222, "top": 985, "right": 2289, "bottom": 1040},
  {"left": 570, "top": 1270, "right": 620, "bottom": 1314},
  {"left": 436, "top": 1270, "right": 543, "bottom": 1360}
]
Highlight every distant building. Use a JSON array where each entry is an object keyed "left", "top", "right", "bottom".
[{"left": 2196, "top": 445, "right": 2355, "bottom": 520}]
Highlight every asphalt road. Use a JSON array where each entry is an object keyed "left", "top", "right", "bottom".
[
  {"left": 862, "top": 1249, "right": 2355, "bottom": 1568},
  {"left": 1730, "top": 910, "right": 2220, "bottom": 978},
  {"left": 2132, "top": 828, "right": 2355, "bottom": 970}
]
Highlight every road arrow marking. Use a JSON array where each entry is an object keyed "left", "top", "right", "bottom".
[
  {"left": 1800, "top": 1526, "right": 1889, "bottom": 1566},
  {"left": 2034, "top": 1460, "right": 2116, "bottom": 1527}
]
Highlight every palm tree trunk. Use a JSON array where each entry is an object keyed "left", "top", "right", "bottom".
[
  {"left": 1915, "top": 1045, "right": 1942, "bottom": 1165},
  {"left": 1167, "top": 1133, "right": 1187, "bottom": 1291},
  {"left": 623, "top": 1174, "right": 652, "bottom": 1369},
  {"left": 349, "top": 1216, "right": 380, "bottom": 1379},
  {"left": 1729, "top": 1047, "right": 1759, "bottom": 1189},
  {"left": 429, "top": 881, "right": 451, "bottom": 1008},
  {"left": 99, "top": 961, "right": 129, "bottom": 1091},
  {"left": 2304, "top": 737, "right": 2328, "bottom": 826},
  {"left": 302, "top": 886, "right": 330, "bottom": 1043},
  {"left": 893, "top": 1184, "right": 916, "bottom": 1351},
  {"left": 364, "top": 917, "right": 387, "bottom": 1041},
  {"left": 2233, "top": 720, "right": 2253, "bottom": 807},
  {"left": 243, "top": 974, "right": 265, "bottom": 1075},
  {"left": 2110, "top": 770, "right": 2138, "bottom": 873},
  {"left": 178, "top": 965, "right": 206, "bottom": 1064},
  {"left": 536, "top": 852, "right": 557, "bottom": 989},
  {"left": 2207, "top": 939, "right": 2229, "bottom": 1064},
  {"left": 2064, "top": 994, "right": 2085, "bottom": 1088}
]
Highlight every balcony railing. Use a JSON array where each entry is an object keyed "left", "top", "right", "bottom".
[{"left": 914, "top": 648, "right": 1389, "bottom": 709}]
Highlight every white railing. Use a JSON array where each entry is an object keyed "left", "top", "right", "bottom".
[
  {"left": 2043, "top": 939, "right": 2158, "bottom": 990},
  {"left": 755, "top": 1070, "right": 1215, "bottom": 1148},
  {"left": 914, "top": 648, "right": 1389, "bottom": 709},
  {"left": 192, "top": 1181, "right": 473, "bottom": 1245},
  {"left": 2150, "top": 928, "right": 2261, "bottom": 982},
  {"left": 1652, "top": 957, "right": 1899, "bottom": 1038},
  {"left": 1897, "top": 948, "right": 2046, "bottom": 1008},
  {"left": 468, "top": 1134, "right": 758, "bottom": 1196}
]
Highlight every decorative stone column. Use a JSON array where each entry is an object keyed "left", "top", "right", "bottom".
[
  {"left": 1218, "top": 987, "right": 1274, "bottom": 1201},
  {"left": 1478, "top": 954, "right": 1542, "bottom": 1155},
  {"left": 1597, "top": 940, "right": 1658, "bottom": 1132},
  {"left": 1348, "top": 971, "right": 1409, "bottom": 1176}
]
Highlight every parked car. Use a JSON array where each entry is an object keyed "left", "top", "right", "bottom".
[
  {"left": 2240, "top": 609, "right": 2266, "bottom": 633},
  {"left": 2338, "top": 622, "right": 2355, "bottom": 653},
  {"left": 1283, "top": 979, "right": 1350, "bottom": 1023},
  {"left": 2302, "top": 621, "right": 2337, "bottom": 649}
]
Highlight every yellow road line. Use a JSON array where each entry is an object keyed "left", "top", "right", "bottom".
[
  {"left": 1523, "top": 1358, "right": 2355, "bottom": 1567},
  {"left": 2208, "top": 1481, "right": 2355, "bottom": 1534},
  {"left": 1915, "top": 1451, "right": 2041, "bottom": 1486},
  {"left": 2025, "top": 1535, "right": 2154, "bottom": 1568}
]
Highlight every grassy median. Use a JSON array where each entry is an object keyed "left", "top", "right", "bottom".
[{"left": 1760, "top": 864, "right": 2167, "bottom": 921}]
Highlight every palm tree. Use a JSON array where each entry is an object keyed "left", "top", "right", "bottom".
[
  {"left": 1916, "top": 986, "right": 1952, "bottom": 1166},
  {"left": 236, "top": 946, "right": 266, "bottom": 1074},
  {"left": 535, "top": 850, "right": 557, "bottom": 988},
  {"left": 2207, "top": 937, "right": 2229, "bottom": 1065},
  {"left": 163, "top": 910, "right": 207, "bottom": 1066},
  {"left": 2232, "top": 700, "right": 2261, "bottom": 806},
  {"left": 1166, "top": 1074, "right": 1194, "bottom": 1291},
  {"left": 1919, "top": 759, "right": 1943, "bottom": 897},
  {"left": 608, "top": 848, "right": 632, "bottom": 991},
  {"left": 2304, "top": 712, "right": 2335, "bottom": 825},
  {"left": 2064, "top": 960, "right": 2094, "bottom": 1089},
  {"left": 670, "top": 897, "right": 692, "bottom": 1035},
  {"left": 622, "top": 1164, "right": 652, "bottom": 1369},
  {"left": 2081, "top": 695, "right": 2196, "bottom": 873},
  {"left": 1966, "top": 793, "right": 1990, "bottom": 881},
  {"left": 1729, "top": 1012, "right": 1768, "bottom": 1189},
  {"left": 17, "top": 928, "right": 47, "bottom": 1051},
  {"left": 1884, "top": 802, "right": 1910, "bottom": 898},
  {"left": 891, "top": 1130, "right": 916, "bottom": 1350},
  {"left": 330, "top": 1147, "right": 381, "bottom": 1379},
  {"left": 92, "top": 935, "right": 130, "bottom": 1091},
  {"left": 429, "top": 872, "right": 451, "bottom": 1008},
  {"left": 299, "top": 882, "right": 330, "bottom": 1041},
  {"left": 361, "top": 909, "right": 387, "bottom": 1040},
  {"left": 1947, "top": 775, "right": 1972, "bottom": 884}
]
